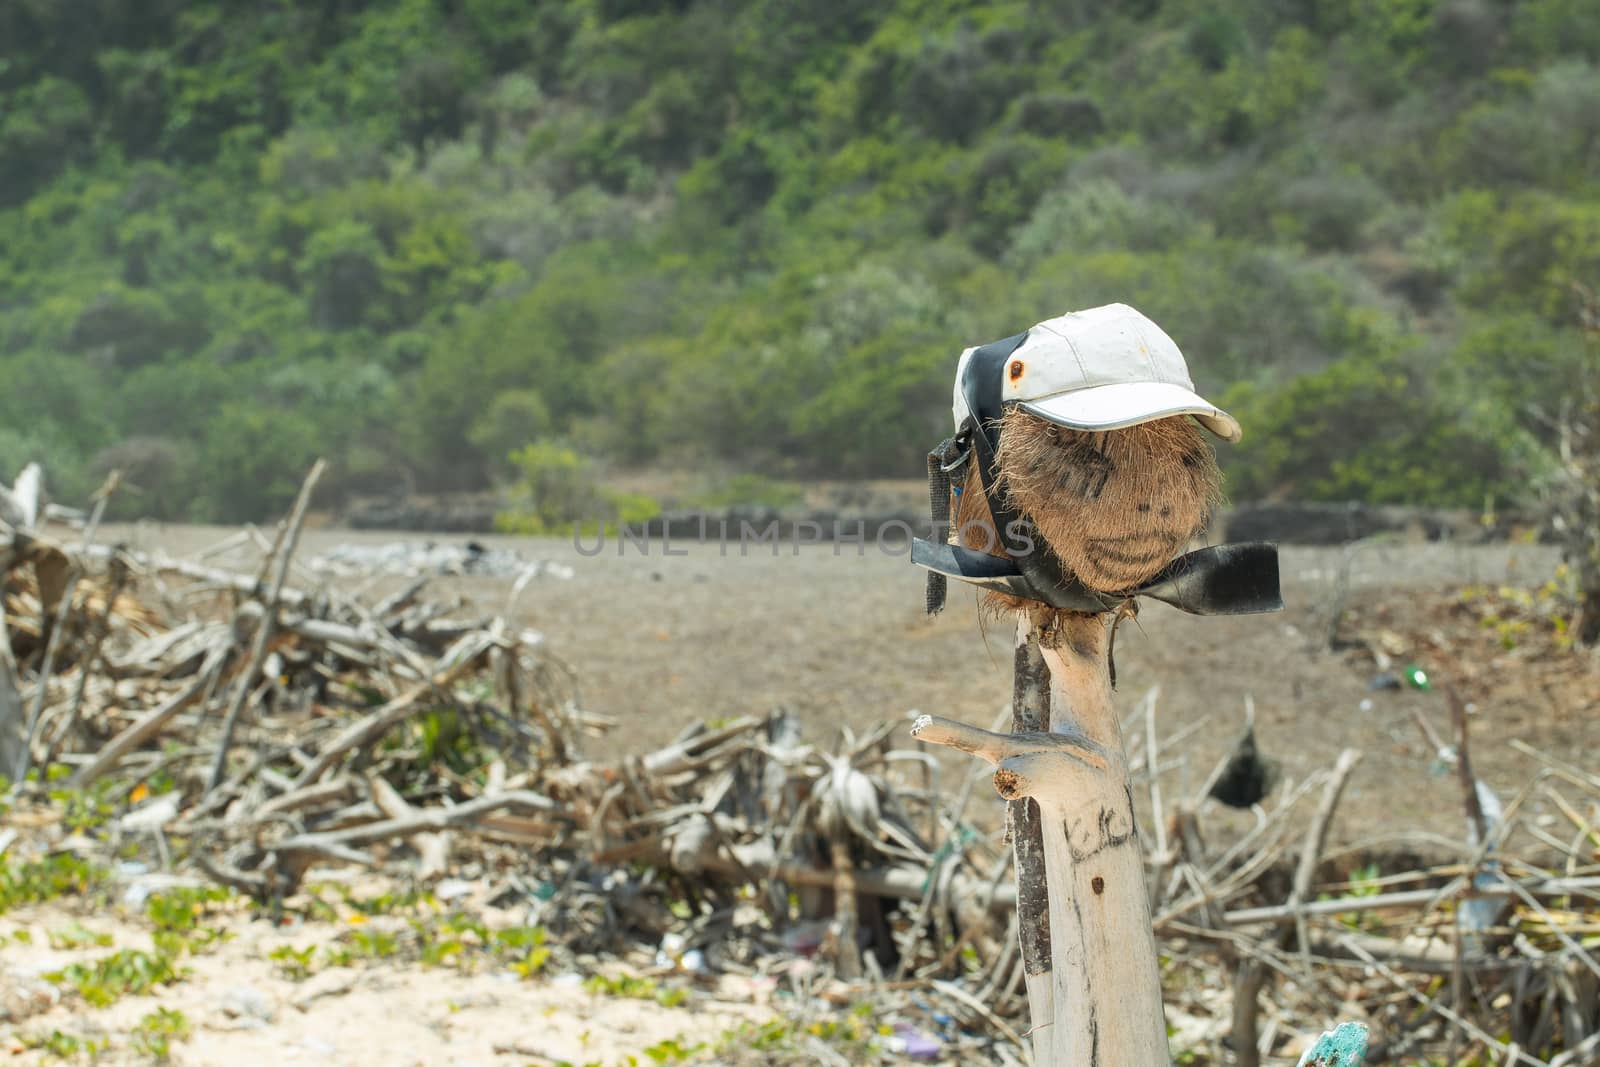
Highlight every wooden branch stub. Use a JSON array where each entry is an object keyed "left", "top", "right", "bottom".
[{"left": 910, "top": 715, "right": 1104, "bottom": 777}]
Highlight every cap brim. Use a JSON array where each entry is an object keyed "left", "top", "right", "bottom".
[{"left": 1019, "top": 381, "right": 1242, "bottom": 443}]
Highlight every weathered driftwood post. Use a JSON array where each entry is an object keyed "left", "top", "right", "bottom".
[{"left": 914, "top": 304, "right": 1285, "bottom": 1065}]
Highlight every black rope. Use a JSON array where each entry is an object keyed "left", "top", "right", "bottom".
[{"left": 924, "top": 437, "right": 960, "bottom": 615}]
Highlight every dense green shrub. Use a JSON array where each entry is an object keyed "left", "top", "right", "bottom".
[
  {"left": 494, "top": 441, "right": 661, "bottom": 534},
  {"left": 1222, "top": 352, "right": 1515, "bottom": 506},
  {"left": 469, "top": 390, "right": 553, "bottom": 477},
  {"left": 92, "top": 437, "right": 201, "bottom": 522},
  {"left": 0, "top": 77, "right": 95, "bottom": 206}
]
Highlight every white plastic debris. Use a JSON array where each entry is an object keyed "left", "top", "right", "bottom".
[
  {"left": 219, "top": 984, "right": 277, "bottom": 1025},
  {"left": 120, "top": 793, "right": 180, "bottom": 833},
  {"left": 307, "top": 541, "right": 575, "bottom": 581}
]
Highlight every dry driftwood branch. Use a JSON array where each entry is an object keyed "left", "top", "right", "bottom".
[
  {"left": 1445, "top": 685, "right": 1489, "bottom": 846},
  {"left": 0, "top": 591, "right": 25, "bottom": 779},
  {"left": 1292, "top": 749, "right": 1363, "bottom": 966},
  {"left": 252, "top": 776, "right": 357, "bottom": 820},
  {"left": 638, "top": 715, "right": 763, "bottom": 776},
  {"left": 17, "top": 476, "right": 116, "bottom": 782},
  {"left": 1235, "top": 748, "right": 1362, "bottom": 1067},
  {"left": 291, "top": 652, "right": 488, "bottom": 788},
  {"left": 70, "top": 643, "right": 231, "bottom": 788},
  {"left": 207, "top": 460, "right": 326, "bottom": 792},
  {"left": 265, "top": 790, "right": 560, "bottom": 855},
  {"left": 369, "top": 774, "right": 452, "bottom": 879},
  {"left": 0, "top": 463, "right": 43, "bottom": 530},
  {"left": 1219, "top": 877, "right": 1600, "bottom": 925},
  {"left": 49, "top": 549, "right": 135, "bottom": 768},
  {"left": 75, "top": 546, "right": 319, "bottom": 615}
]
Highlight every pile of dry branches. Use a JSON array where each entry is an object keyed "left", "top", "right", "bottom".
[
  {"left": 1140, "top": 687, "right": 1600, "bottom": 1066},
  {"left": 4, "top": 463, "right": 1600, "bottom": 1064},
  {"left": 2, "top": 464, "right": 585, "bottom": 891}
]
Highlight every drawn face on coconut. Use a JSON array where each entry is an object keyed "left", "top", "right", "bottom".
[{"left": 955, "top": 410, "right": 1222, "bottom": 595}]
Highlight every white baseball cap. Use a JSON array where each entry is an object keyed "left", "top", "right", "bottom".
[{"left": 952, "top": 302, "right": 1242, "bottom": 442}]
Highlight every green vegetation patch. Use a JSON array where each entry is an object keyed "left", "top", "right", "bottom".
[
  {"left": 2, "top": 0, "right": 1598, "bottom": 516},
  {"left": 46, "top": 947, "right": 187, "bottom": 1007},
  {"left": 0, "top": 853, "right": 109, "bottom": 914}
]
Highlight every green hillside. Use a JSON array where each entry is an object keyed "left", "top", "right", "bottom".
[{"left": 2, "top": 0, "right": 1597, "bottom": 520}]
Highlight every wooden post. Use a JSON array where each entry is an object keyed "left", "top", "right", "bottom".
[
  {"left": 916, "top": 610, "right": 1170, "bottom": 1065},
  {"left": 918, "top": 311, "right": 1269, "bottom": 1061},
  {"left": 1010, "top": 612, "right": 1055, "bottom": 1065}
]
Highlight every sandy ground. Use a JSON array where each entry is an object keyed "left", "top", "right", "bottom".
[
  {"left": 102, "top": 521, "right": 1583, "bottom": 846},
  {"left": 1, "top": 893, "right": 769, "bottom": 1066}
]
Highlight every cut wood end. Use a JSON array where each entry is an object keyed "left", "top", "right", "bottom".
[
  {"left": 992, "top": 749, "right": 1114, "bottom": 809},
  {"left": 993, "top": 766, "right": 1025, "bottom": 800}
]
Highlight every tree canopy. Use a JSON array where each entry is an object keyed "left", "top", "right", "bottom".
[{"left": 2, "top": 0, "right": 1597, "bottom": 519}]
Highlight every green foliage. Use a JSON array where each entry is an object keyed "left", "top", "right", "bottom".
[
  {"left": 495, "top": 441, "right": 662, "bottom": 533},
  {"left": 584, "top": 972, "right": 688, "bottom": 1007},
  {"left": 640, "top": 1038, "right": 703, "bottom": 1063},
  {"left": 1319, "top": 861, "right": 1385, "bottom": 933},
  {"left": 346, "top": 926, "right": 401, "bottom": 960},
  {"left": 190, "top": 403, "right": 323, "bottom": 521},
  {"left": 0, "top": 77, "right": 95, "bottom": 205},
  {"left": 46, "top": 773, "right": 120, "bottom": 835},
  {"left": 46, "top": 947, "right": 187, "bottom": 1007},
  {"left": 1223, "top": 352, "right": 1515, "bottom": 506},
  {"left": 0, "top": 853, "right": 108, "bottom": 914},
  {"left": 692, "top": 474, "right": 805, "bottom": 511},
  {"left": 17, "top": 1029, "right": 110, "bottom": 1061},
  {"left": 145, "top": 885, "right": 235, "bottom": 952},
  {"left": 274, "top": 883, "right": 555, "bottom": 970},
  {"left": 495, "top": 442, "right": 604, "bottom": 534},
  {"left": 269, "top": 943, "right": 319, "bottom": 981},
  {"left": 130, "top": 1008, "right": 192, "bottom": 1062},
  {"left": 718, "top": 1004, "right": 881, "bottom": 1061},
  {"left": 468, "top": 389, "right": 553, "bottom": 476},
  {"left": 46, "top": 923, "right": 114, "bottom": 951},
  {"left": 3, "top": 0, "right": 1599, "bottom": 511},
  {"left": 271, "top": 904, "right": 555, "bottom": 979}
]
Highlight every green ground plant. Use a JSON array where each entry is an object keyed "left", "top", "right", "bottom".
[
  {"left": 45, "top": 947, "right": 187, "bottom": 1007},
  {"left": 0, "top": 853, "right": 108, "bottom": 914},
  {"left": 17, "top": 1029, "right": 110, "bottom": 1061},
  {"left": 129, "top": 1008, "right": 191, "bottom": 1062},
  {"left": 145, "top": 885, "right": 237, "bottom": 954},
  {"left": 584, "top": 972, "right": 688, "bottom": 1008},
  {"left": 45, "top": 922, "right": 113, "bottom": 951},
  {"left": 268, "top": 886, "right": 557, "bottom": 980},
  {"left": 1314, "top": 861, "right": 1387, "bottom": 935}
]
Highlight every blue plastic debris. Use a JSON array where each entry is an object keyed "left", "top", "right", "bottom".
[
  {"left": 1297, "top": 1022, "right": 1368, "bottom": 1066},
  {"left": 891, "top": 1022, "right": 942, "bottom": 1061}
]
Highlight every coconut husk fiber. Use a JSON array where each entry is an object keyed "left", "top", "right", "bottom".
[{"left": 953, "top": 412, "right": 1223, "bottom": 607}]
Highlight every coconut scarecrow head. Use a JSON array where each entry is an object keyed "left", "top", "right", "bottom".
[{"left": 917, "top": 303, "right": 1281, "bottom": 617}]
